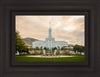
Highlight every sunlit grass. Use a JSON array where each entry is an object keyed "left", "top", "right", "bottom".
[{"left": 16, "top": 56, "right": 84, "bottom": 62}]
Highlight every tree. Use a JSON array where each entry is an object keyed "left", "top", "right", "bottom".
[
  {"left": 44, "top": 47, "right": 48, "bottom": 51},
  {"left": 73, "top": 45, "right": 85, "bottom": 54},
  {"left": 16, "top": 31, "right": 28, "bottom": 53},
  {"left": 73, "top": 45, "right": 79, "bottom": 53},
  {"left": 52, "top": 47, "right": 57, "bottom": 51},
  {"left": 78, "top": 46, "right": 85, "bottom": 55}
]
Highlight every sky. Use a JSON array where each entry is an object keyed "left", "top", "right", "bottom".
[{"left": 16, "top": 15, "right": 85, "bottom": 46}]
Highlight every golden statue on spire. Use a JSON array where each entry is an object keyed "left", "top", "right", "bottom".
[{"left": 49, "top": 21, "right": 51, "bottom": 28}]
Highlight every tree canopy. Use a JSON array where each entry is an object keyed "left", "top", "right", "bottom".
[
  {"left": 16, "top": 31, "right": 28, "bottom": 53},
  {"left": 73, "top": 45, "right": 85, "bottom": 54}
]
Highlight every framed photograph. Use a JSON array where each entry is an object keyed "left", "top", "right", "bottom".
[
  {"left": 11, "top": 12, "right": 88, "bottom": 66},
  {"left": 0, "top": 0, "right": 99, "bottom": 77},
  {"left": 15, "top": 15, "right": 85, "bottom": 62}
]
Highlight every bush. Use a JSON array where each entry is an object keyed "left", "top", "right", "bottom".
[
  {"left": 56, "top": 51, "right": 60, "bottom": 55},
  {"left": 33, "top": 51, "right": 39, "bottom": 55},
  {"left": 40, "top": 51, "right": 43, "bottom": 55},
  {"left": 62, "top": 51, "right": 71, "bottom": 55}
]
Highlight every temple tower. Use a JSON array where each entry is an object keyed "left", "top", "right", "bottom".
[
  {"left": 48, "top": 21, "right": 52, "bottom": 38},
  {"left": 46, "top": 21, "right": 54, "bottom": 51}
]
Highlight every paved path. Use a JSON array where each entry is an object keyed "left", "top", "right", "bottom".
[{"left": 26, "top": 55, "right": 74, "bottom": 58}]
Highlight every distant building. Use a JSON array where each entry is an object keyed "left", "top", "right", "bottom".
[{"left": 32, "top": 22, "right": 68, "bottom": 51}]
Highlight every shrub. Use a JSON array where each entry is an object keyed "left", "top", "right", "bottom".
[
  {"left": 33, "top": 51, "right": 39, "bottom": 55},
  {"left": 40, "top": 51, "right": 43, "bottom": 55},
  {"left": 56, "top": 51, "right": 60, "bottom": 55}
]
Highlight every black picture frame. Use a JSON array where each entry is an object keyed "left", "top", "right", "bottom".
[
  {"left": 0, "top": 0, "right": 99, "bottom": 77},
  {"left": 12, "top": 11, "right": 88, "bottom": 66}
]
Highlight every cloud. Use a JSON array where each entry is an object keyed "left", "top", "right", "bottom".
[{"left": 16, "top": 15, "right": 85, "bottom": 45}]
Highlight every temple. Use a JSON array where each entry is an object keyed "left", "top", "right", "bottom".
[{"left": 32, "top": 22, "right": 68, "bottom": 51}]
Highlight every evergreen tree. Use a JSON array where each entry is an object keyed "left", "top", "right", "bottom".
[{"left": 16, "top": 31, "right": 28, "bottom": 53}]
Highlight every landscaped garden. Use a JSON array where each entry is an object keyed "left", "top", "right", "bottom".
[{"left": 15, "top": 31, "right": 85, "bottom": 62}]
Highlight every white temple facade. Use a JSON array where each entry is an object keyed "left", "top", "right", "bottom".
[{"left": 32, "top": 22, "right": 68, "bottom": 50}]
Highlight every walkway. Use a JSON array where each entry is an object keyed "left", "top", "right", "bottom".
[{"left": 26, "top": 55, "right": 74, "bottom": 58}]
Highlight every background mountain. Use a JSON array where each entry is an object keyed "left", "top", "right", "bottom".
[{"left": 23, "top": 38, "right": 39, "bottom": 46}]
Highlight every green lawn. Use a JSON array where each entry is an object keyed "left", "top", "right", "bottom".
[{"left": 16, "top": 56, "right": 85, "bottom": 62}]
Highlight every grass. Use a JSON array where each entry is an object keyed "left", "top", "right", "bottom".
[{"left": 16, "top": 55, "right": 85, "bottom": 62}]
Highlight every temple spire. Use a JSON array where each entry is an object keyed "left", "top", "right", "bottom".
[{"left": 48, "top": 21, "right": 52, "bottom": 38}]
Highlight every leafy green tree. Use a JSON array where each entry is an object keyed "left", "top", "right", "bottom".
[
  {"left": 44, "top": 47, "right": 48, "bottom": 51},
  {"left": 78, "top": 46, "right": 85, "bottom": 54},
  {"left": 52, "top": 47, "right": 57, "bottom": 51},
  {"left": 16, "top": 31, "right": 28, "bottom": 53},
  {"left": 73, "top": 45, "right": 79, "bottom": 53},
  {"left": 73, "top": 45, "right": 85, "bottom": 54}
]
